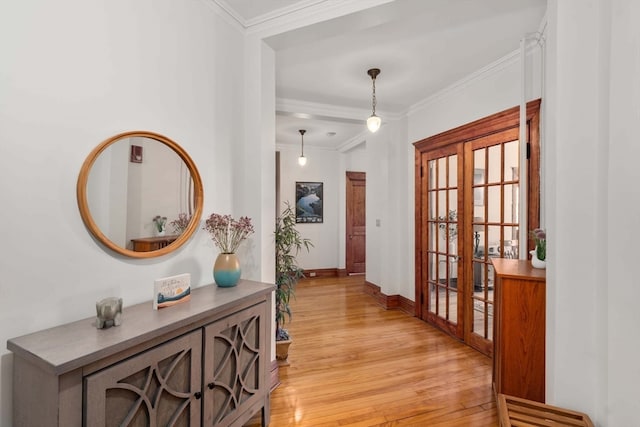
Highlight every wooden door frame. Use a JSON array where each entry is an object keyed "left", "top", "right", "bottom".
[{"left": 413, "top": 99, "right": 541, "bottom": 334}]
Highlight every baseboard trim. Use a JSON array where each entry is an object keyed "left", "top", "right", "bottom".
[
  {"left": 270, "top": 359, "right": 280, "bottom": 391},
  {"left": 364, "top": 281, "right": 415, "bottom": 315},
  {"left": 301, "top": 268, "right": 339, "bottom": 279}
]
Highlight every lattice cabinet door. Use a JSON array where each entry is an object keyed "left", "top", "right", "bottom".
[
  {"left": 85, "top": 330, "right": 203, "bottom": 427},
  {"left": 202, "top": 302, "right": 267, "bottom": 426}
]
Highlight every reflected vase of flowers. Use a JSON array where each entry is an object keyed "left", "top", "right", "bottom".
[{"left": 153, "top": 215, "right": 167, "bottom": 237}]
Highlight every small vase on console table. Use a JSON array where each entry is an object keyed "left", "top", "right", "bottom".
[{"left": 529, "top": 248, "right": 546, "bottom": 269}]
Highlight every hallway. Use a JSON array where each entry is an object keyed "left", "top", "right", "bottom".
[{"left": 247, "top": 275, "right": 497, "bottom": 426}]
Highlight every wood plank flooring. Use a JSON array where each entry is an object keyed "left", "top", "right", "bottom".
[{"left": 246, "top": 275, "right": 498, "bottom": 426}]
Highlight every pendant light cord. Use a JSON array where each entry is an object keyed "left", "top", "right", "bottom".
[{"left": 371, "top": 77, "right": 377, "bottom": 115}]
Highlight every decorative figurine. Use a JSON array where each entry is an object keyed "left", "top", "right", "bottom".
[{"left": 96, "top": 297, "right": 123, "bottom": 329}]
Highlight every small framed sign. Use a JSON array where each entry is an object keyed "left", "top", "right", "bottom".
[
  {"left": 295, "top": 182, "right": 323, "bottom": 223},
  {"left": 153, "top": 273, "right": 191, "bottom": 310}
]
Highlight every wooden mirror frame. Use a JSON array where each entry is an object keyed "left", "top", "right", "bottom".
[{"left": 77, "top": 130, "right": 203, "bottom": 258}]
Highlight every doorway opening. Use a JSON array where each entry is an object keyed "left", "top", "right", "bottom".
[{"left": 346, "top": 171, "right": 366, "bottom": 275}]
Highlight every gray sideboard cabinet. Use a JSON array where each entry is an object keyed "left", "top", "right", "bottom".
[{"left": 7, "top": 280, "right": 275, "bottom": 427}]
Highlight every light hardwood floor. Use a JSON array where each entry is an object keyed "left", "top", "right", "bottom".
[{"left": 246, "top": 275, "right": 498, "bottom": 426}]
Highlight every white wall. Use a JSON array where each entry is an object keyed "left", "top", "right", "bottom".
[
  {"left": 606, "top": 1, "right": 640, "bottom": 424},
  {"left": 277, "top": 146, "right": 340, "bottom": 270},
  {"left": 546, "top": 1, "right": 640, "bottom": 425},
  {"left": 365, "top": 119, "right": 412, "bottom": 297},
  {"left": 0, "top": 1, "right": 247, "bottom": 426}
]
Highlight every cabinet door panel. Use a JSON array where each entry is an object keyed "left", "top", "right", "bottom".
[
  {"left": 85, "top": 330, "right": 202, "bottom": 427},
  {"left": 203, "top": 302, "right": 266, "bottom": 426}
]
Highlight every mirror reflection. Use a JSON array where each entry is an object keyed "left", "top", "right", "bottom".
[{"left": 77, "top": 131, "right": 203, "bottom": 258}]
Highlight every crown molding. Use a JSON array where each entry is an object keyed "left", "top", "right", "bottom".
[
  {"left": 208, "top": 0, "right": 394, "bottom": 35},
  {"left": 337, "top": 133, "right": 368, "bottom": 153},
  {"left": 246, "top": 0, "right": 394, "bottom": 37},
  {"left": 277, "top": 98, "right": 403, "bottom": 124},
  {"left": 406, "top": 16, "right": 546, "bottom": 117},
  {"left": 406, "top": 41, "right": 542, "bottom": 117},
  {"left": 277, "top": 98, "right": 368, "bottom": 122},
  {"left": 200, "top": 0, "right": 245, "bottom": 32},
  {"left": 245, "top": 0, "right": 328, "bottom": 28}
]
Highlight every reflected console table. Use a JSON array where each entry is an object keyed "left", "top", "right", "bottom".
[
  {"left": 131, "top": 235, "right": 179, "bottom": 252},
  {"left": 7, "top": 280, "right": 275, "bottom": 427}
]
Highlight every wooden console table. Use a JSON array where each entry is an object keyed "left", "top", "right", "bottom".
[
  {"left": 492, "top": 258, "right": 546, "bottom": 403},
  {"left": 7, "top": 280, "right": 275, "bottom": 426},
  {"left": 131, "top": 235, "right": 179, "bottom": 252}
]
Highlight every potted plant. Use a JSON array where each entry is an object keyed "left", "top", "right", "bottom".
[
  {"left": 529, "top": 228, "right": 546, "bottom": 269},
  {"left": 275, "top": 202, "right": 312, "bottom": 365}
]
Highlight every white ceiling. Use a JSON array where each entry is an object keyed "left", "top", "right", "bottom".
[{"left": 216, "top": 0, "right": 547, "bottom": 150}]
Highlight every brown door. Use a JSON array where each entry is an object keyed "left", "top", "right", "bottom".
[
  {"left": 346, "top": 172, "right": 366, "bottom": 274},
  {"left": 414, "top": 100, "right": 541, "bottom": 356}
]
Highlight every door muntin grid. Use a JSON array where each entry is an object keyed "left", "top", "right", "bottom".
[
  {"left": 470, "top": 139, "right": 519, "bottom": 343},
  {"left": 426, "top": 154, "right": 460, "bottom": 327}
]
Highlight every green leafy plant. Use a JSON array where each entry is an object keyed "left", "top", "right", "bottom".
[
  {"left": 275, "top": 202, "right": 313, "bottom": 341},
  {"left": 530, "top": 228, "right": 546, "bottom": 261}
]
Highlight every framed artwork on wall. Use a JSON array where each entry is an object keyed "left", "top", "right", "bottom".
[
  {"left": 295, "top": 182, "right": 323, "bottom": 223},
  {"left": 130, "top": 145, "right": 143, "bottom": 163}
]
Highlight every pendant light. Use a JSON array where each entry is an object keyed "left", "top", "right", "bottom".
[
  {"left": 366, "top": 68, "right": 381, "bottom": 133},
  {"left": 298, "top": 129, "right": 307, "bottom": 166}
]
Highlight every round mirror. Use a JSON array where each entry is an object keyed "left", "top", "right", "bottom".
[{"left": 77, "top": 130, "right": 203, "bottom": 258}]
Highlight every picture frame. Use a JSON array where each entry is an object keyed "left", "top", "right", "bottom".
[
  {"left": 295, "top": 182, "right": 323, "bottom": 223},
  {"left": 130, "top": 145, "right": 143, "bottom": 163}
]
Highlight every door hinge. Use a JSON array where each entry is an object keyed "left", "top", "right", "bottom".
[{"left": 420, "top": 165, "right": 424, "bottom": 178}]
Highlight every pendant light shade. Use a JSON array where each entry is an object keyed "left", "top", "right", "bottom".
[
  {"left": 367, "top": 68, "right": 381, "bottom": 133},
  {"left": 367, "top": 115, "right": 381, "bottom": 133},
  {"left": 298, "top": 129, "right": 307, "bottom": 166}
]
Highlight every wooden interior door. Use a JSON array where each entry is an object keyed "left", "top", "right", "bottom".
[
  {"left": 464, "top": 128, "right": 521, "bottom": 356},
  {"left": 418, "top": 145, "right": 464, "bottom": 339},
  {"left": 414, "top": 100, "right": 540, "bottom": 356},
  {"left": 346, "top": 172, "right": 366, "bottom": 274}
]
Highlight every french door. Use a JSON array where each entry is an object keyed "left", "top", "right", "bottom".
[
  {"left": 418, "top": 144, "right": 464, "bottom": 338},
  {"left": 414, "top": 100, "right": 540, "bottom": 356}
]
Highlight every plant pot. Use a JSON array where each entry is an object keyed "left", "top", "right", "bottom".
[
  {"left": 213, "top": 253, "right": 241, "bottom": 287},
  {"left": 530, "top": 249, "right": 546, "bottom": 269},
  {"left": 276, "top": 339, "right": 292, "bottom": 366}
]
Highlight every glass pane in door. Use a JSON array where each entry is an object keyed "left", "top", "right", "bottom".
[
  {"left": 470, "top": 139, "right": 519, "bottom": 347},
  {"left": 425, "top": 150, "right": 461, "bottom": 334}
]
